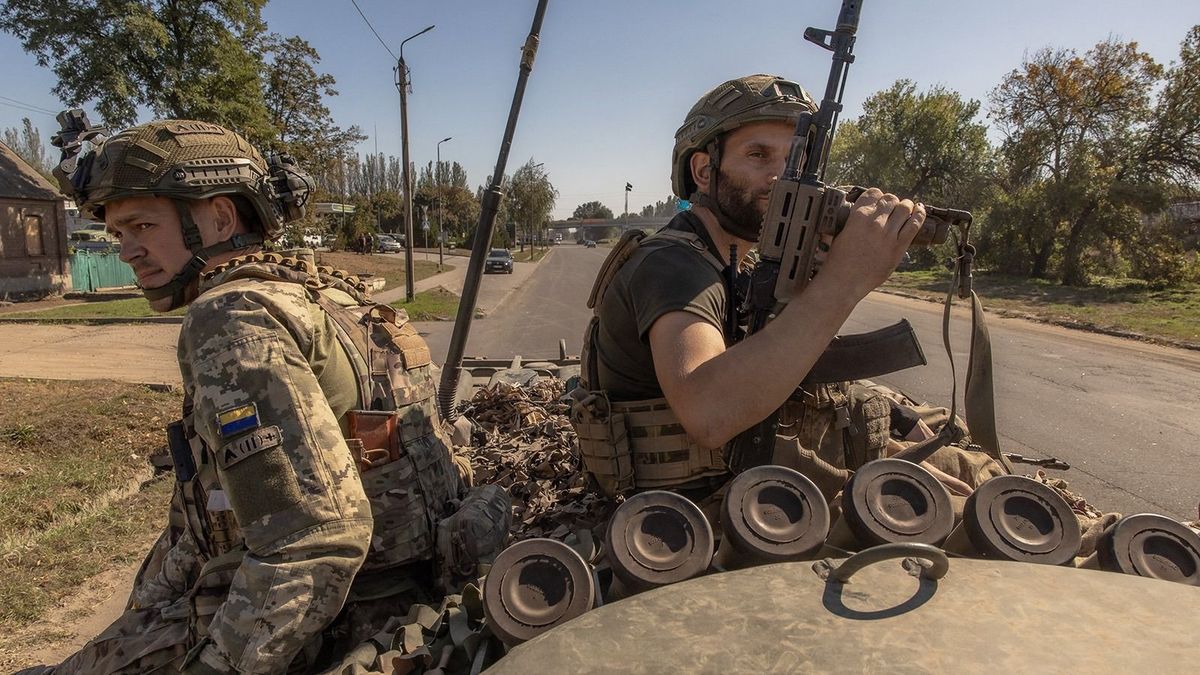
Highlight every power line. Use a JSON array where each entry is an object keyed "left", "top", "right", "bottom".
[
  {"left": 0, "top": 95, "right": 56, "bottom": 114},
  {"left": 348, "top": 0, "right": 397, "bottom": 60},
  {"left": 0, "top": 96, "right": 57, "bottom": 116}
]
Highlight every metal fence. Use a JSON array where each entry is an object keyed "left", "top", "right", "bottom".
[{"left": 69, "top": 248, "right": 136, "bottom": 292}]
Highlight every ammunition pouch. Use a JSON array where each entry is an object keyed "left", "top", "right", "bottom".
[
  {"left": 571, "top": 389, "right": 726, "bottom": 496},
  {"left": 435, "top": 484, "right": 512, "bottom": 590},
  {"left": 570, "top": 387, "right": 634, "bottom": 496},
  {"left": 781, "top": 382, "right": 890, "bottom": 472},
  {"left": 315, "top": 287, "right": 464, "bottom": 574}
]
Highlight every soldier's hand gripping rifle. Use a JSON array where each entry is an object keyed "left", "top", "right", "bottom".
[{"left": 725, "top": 0, "right": 995, "bottom": 474}]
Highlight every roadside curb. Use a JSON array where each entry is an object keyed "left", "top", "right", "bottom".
[
  {"left": 876, "top": 288, "right": 1200, "bottom": 353},
  {"left": 0, "top": 251, "right": 552, "bottom": 326}
]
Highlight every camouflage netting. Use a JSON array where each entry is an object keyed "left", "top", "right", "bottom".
[
  {"left": 457, "top": 379, "right": 618, "bottom": 542},
  {"left": 1029, "top": 470, "right": 1104, "bottom": 519}
]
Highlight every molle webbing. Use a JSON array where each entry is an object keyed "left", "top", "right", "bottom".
[
  {"left": 570, "top": 389, "right": 634, "bottom": 496},
  {"left": 199, "top": 254, "right": 458, "bottom": 572},
  {"left": 572, "top": 394, "right": 726, "bottom": 494},
  {"left": 574, "top": 223, "right": 731, "bottom": 491},
  {"left": 616, "top": 397, "right": 726, "bottom": 487},
  {"left": 312, "top": 294, "right": 432, "bottom": 412}
]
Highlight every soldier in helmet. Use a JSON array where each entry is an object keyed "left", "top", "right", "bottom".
[
  {"left": 29, "top": 115, "right": 486, "bottom": 674},
  {"left": 573, "top": 74, "right": 975, "bottom": 508}
]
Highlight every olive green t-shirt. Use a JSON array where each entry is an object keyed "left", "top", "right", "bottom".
[{"left": 594, "top": 211, "right": 730, "bottom": 401}]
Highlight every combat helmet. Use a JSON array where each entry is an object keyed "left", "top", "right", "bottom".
[
  {"left": 51, "top": 110, "right": 312, "bottom": 308},
  {"left": 670, "top": 74, "right": 816, "bottom": 200}
]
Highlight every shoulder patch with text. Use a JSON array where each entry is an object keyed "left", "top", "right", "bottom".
[{"left": 217, "top": 425, "right": 282, "bottom": 470}]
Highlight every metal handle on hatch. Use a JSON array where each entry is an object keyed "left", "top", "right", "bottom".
[{"left": 813, "top": 543, "right": 950, "bottom": 583}]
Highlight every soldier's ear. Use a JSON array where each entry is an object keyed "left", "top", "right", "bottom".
[
  {"left": 690, "top": 151, "right": 712, "bottom": 194},
  {"left": 210, "top": 196, "right": 240, "bottom": 239}
]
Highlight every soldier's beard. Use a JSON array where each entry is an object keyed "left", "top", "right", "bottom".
[{"left": 713, "top": 168, "right": 768, "bottom": 242}]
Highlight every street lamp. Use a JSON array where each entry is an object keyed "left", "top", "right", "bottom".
[
  {"left": 394, "top": 24, "right": 435, "bottom": 302},
  {"left": 437, "top": 136, "right": 452, "bottom": 268}
]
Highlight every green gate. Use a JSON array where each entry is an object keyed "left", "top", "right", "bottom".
[{"left": 70, "top": 249, "right": 136, "bottom": 292}]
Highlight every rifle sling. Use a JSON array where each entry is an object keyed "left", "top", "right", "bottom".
[
  {"left": 802, "top": 319, "right": 927, "bottom": 385},
  {"left": 965, "top": 288, "right": 1012, "bottom": 472},
  {"left": 893, "top": 258, "right": 1011, "bottom": 472}
]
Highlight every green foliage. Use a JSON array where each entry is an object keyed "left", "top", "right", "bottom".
[
  {"left": 826, "top": 80, "right": 993, "bottom": 210},
  {"left": 418, "top": 160, "right": 477, "bottom": 244},
  {"left": 572, "top": 200, "right": 613, "bottom": 220},
  {"left": 389, "top": 287, "right": 462, "bottom": 321},
  {"left": 987, "top": 34, "right": 1198, "bottom": 285},
  {"left": 261, "top": 34, "right": 364, "bottom": 168},
  {"left": 1127, "top": 212, "right": 1198, "bottom": 287},
  {"left": 1, "top": 118, "right": 53, "bottom": 179},
  {"left": 507, "top": 159, "right": 558, "bottom": 248},
  {"left": 1, "top": 0, "right": 275, "bottom": 142}
]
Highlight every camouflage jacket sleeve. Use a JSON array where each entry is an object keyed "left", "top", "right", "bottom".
[{"left": 178, "top": 281, "right": 373, "bottom": 673}]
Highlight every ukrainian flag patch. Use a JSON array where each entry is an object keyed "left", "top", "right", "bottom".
[{"left": 217, "top": 403, "right": 260, "bottom": 438}]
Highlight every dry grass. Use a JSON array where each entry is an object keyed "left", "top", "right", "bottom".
[
  {"left": 0, "top": 378, "right": 180, "bottom": 636},
  {"left": 390, "top": 286, "right": 465, "bottom": 321},
  {"left": 884, "top": 271, "right": 1200, "bottom": 346},
  {"left": 315, "top": 251, "right": 449, "bottom": 291}
]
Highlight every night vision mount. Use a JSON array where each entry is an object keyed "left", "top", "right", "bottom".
[{"left": 50, "top": 108, "right": 109, "bottom": 202}]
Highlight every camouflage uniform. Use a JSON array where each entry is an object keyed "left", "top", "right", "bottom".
[{"left": 49, "top": 252, "right": 462, "bottom": 674}]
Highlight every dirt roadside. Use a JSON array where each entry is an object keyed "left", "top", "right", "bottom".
[
  {"left": 0, "top": 554, "right": 149, "bottom": 671},
  {"left": 0, "top": 323, "right": 182, "bottom": 385}
]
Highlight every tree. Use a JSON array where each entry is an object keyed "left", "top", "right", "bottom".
[
  {"left": 261, "top": 34, "right": 364, "bottom": 168},
  {"left": 572, "top": 200, "right": 613, "bottom": 220},
  {"left": 507, "top": 159, "right": 557, "bottom": 249},
  {"left": 2, "top": 117, "right": 54, "bottom": 180},
  {"left": 639, "top": 196, "right": 681, "bottom": 218},
  {"left": 1, "top": 0, "right": 274, "bottom": 142},
  {"left": 417, "top": 160, "right": 478, "bottom": 245},
  {"left": 472, "top": 175, "right": 511, "bottom": 248},
  {"left": 827, "top": 80, "right": 994, "bottom": 210},
  {"left": 988, "top": 33, "right": 1200, "bottom": 284}
]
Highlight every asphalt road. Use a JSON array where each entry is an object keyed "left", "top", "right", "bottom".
[
  {"left": 421, "top": 244, "right": 1199, "bottom": 520},
  {"left": 1, "top": 244, "right": 1195, "bottom": 519}
]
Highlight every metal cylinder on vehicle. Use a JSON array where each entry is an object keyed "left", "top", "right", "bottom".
[
  {"left": 482, "top": 538, "right": 597, "bottom": 647},
  {"left": 605, "top": 490, "right": 714, "bottom": 592},
  {"left": 841, "top": 459, "right": 954, "bottom": 547},
  {"left": 717, "top": 465, "right": 830, "bottom": 567},
  {"left": 1095, "top": 513, "right": 1200, "bottom": 586},
  {"left": 958, "top": 475, "right": 1081, "bottom": 565}
]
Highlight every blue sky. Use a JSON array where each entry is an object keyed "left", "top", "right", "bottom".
[{"left": 1, "top": 0, "right": 1197, "bottom": 218}]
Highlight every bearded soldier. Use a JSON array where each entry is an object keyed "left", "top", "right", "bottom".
[
  {"left": 26, "top": 115, "right": 506, "bottom": 674},
  {"left": 574, "top": 75, "right": 1000, "bottom": 511}
]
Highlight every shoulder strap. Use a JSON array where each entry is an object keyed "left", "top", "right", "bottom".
[
  {"left": 645, "top": 228, "right": 726, "bottom": 274},
  {"left": 312, "top": 292, "right": 375, "bottom": 409},
  {"left": 587, "top": 229, "right": 646, "bottom": 311}
]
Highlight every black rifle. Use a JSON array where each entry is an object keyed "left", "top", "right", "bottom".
[{"left": 724, "top": 0, "right": 979, "bottom": 474}]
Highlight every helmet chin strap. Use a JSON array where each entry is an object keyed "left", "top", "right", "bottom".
[
  {"left": 141, "top": 200, "right": 263, "bottom": 309},
  {"left": 691, "top": 142, "right": 763, "bottom": 242}
]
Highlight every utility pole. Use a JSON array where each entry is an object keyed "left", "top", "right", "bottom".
[
  {"left": 395, "top": 24, "right": 435, "bottom": 302},
  {"left": 437, "top": 136, "right": 452, "bottom": 269}
]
